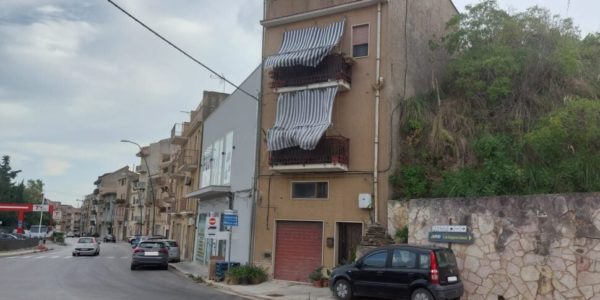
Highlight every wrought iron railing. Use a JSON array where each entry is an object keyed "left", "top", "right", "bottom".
[
  {"left": 269, "top": 136, "right": 349, "bottom": 167},
  {"left": 269, "top": 54, "right": 352, "bottom": 89}
]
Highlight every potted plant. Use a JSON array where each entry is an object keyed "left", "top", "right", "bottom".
[
  {"left": 321, "top": 268, "right": 332, "bottom": 287},
  {"left": 309, "top": 266, "right": 324, "bottom": 287}
]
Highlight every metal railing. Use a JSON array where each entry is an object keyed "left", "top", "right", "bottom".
[
  {"left": 269, "top": 54, "right": 352, "bottom": 89},
  {"left": 269, "top": 136, "right": 349, "bottom": 166}
]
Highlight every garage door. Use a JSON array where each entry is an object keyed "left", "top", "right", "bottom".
[{"left": 274, "top": 221, "right": 323, "bottom": 281}]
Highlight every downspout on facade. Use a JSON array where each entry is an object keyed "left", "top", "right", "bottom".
[{"left": 373, "top": 2, "right": 383, "bottom": 224}]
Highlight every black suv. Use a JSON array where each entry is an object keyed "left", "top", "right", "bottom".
[{"left": 330, "top": 245, "right": 463, "bottom": 300}]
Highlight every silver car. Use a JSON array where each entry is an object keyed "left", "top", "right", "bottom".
[
  {"left": 162, "top": 239, "right": 180, "bottom": 262},
  {"left": 131, "top": 240, "right": 169, "bottom": 270},
  {"left": 73, "top": 237, "right": 100, "bottom": 256}
]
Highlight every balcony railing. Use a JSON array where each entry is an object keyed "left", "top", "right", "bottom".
[
  {"left": 270, "top": 54, "right": 352, "bottom": 91},
  {"left": 171, "top": 123, "right": 188, "bottom": 145},
  {"left": 269, "top": 136, "right": 349, "bottom": 173},
  {"left": 176, "top": 148, "right": 200, "bottom": 172}
]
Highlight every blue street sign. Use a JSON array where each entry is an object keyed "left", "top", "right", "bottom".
[{"left": 222, "top": 213, "right": 238, "bottom": 227}]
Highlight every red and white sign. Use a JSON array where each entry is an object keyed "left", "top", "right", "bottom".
[
  {"left": 33, "top": 204, "right": 49, "bottom": 212},
  {"left": 205, "top": 212, "right": 220, "bottom": 239}
]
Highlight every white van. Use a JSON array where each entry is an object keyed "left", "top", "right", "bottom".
[{"left": 28, "top": 225, "right": 49, "bottom": 238}]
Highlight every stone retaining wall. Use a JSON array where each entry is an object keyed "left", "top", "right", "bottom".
[{"left": 407, "top": 193, "right": 600, "bottom": 299}]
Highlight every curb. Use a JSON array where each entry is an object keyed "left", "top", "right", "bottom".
[
  {"left": 0, "top": 246, "right": 55, "bottom": 258},
  {"left": 168, "top": 264, "right": 264, "bottom": 300}
]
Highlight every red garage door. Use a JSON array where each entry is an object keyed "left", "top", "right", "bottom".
[{"left": 274, "top": 221, "right": 323, "bottom": 281}]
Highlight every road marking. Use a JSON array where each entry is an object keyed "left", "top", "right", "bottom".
[
  {"left": 7, "top": 256, "right": 18, "bottom": 259},
  {"left": 51, "top": 255, "right": 60, "bottom": 259},
  {"left": 63, "top": 256, "right": 71, "bottom": 259},
  {"left": 120, "top": 256, "right": 128, "bottom": 259},
  {"left": 22, "top": 256, "right": 32, "bottom": 258},
  {"left": 107, "top": 256, "right": 115, "bottom": 259},
  {"left": 35, "top": 256, "right": 46, "bottom": 259}
]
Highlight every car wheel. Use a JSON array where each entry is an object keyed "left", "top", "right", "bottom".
[
  {"left": 162, "top": 264, "right": 169, "bottom": 270},
  {"left": 130, "top": 264, "right": 136, "bottom": 271},
  {"left": 333, "top": 279, "right": 353, "bottom": 300},
  {"left": 72, "top": 253, "right": 76, "bottom": 257},
  {"left": 411, "top": 288, "right": 434, "bottom": 300}
]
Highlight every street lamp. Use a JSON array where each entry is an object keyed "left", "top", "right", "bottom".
[{"left": 121, "top": 139, "right": 156, "bottom": 236}]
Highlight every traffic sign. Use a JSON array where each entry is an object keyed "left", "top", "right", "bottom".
[
  {"left": 33, "top": 205, "right": 49, "bottom": 212},
  {"left": 223, "top": 210, "right": 238, "bottom": 227},
  {"left": 431, "top": 225, "right": 467, "bottom": 233},
  {"left": 208, "top": 217, "right": 217, "bottom": 226}
]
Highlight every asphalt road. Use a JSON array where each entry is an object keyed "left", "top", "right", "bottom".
[{"left": 0, "top": 238, "right": 244, "bottom": 300}]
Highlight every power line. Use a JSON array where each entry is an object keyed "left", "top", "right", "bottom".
[{"left": 106, "top": 0, "right": 260, "bottom": 102}]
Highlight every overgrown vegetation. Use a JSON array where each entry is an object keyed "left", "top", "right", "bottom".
[{"left": 391, "top": 1, "right": 600, "bottom": 199}]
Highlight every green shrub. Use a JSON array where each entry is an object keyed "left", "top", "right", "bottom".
[
  {"left": 395, "top": 226, "right": 409, "bottom": 243},
  {"left": 225, "top": 264, "right": 268, "bottom": 285}
]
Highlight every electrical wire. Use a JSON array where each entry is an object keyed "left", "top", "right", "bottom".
[{"left": 106, "top": 0, "right": 260, "bottom": 102}]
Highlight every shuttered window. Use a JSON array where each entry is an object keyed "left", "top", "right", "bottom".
[{"left": 352, "top": 24, "right": 369, "bottom": 57}]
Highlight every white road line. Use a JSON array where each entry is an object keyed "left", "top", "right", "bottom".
[
  {"left": 22, "top": 256, "right": 32, "bottom": 259},
  {"left": 35, "top": 256, "right": 46, "bottom": 259},
  {"left": 7, "top": 256, "right": 18, "bottom": 259},
  {"left": 51, "top": 255, "right": 60, "bottom": 259},
  {"left": 107, "top": 256, "right": 115, "bottom": 259},
  {"left": 63, "top": 256, "right": 71, "bottom": 259}
]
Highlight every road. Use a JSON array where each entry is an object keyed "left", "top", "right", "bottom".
[{"left": 0, "top": 238, "right": 244, "bottom": 300}]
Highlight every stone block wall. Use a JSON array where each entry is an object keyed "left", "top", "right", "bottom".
[{"left": 407, "top": 193, "right": 600, "bottom": 299}]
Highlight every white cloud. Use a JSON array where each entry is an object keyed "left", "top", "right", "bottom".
[
  {"left": 36, "top": 5, "right": 64, "bottom": 15},
  {"left": 43, "top": 158, "right": 71, "bottom": 176}
]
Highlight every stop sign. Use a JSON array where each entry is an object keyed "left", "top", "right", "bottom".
[{"left": 208, "top": 217, "right": 216, "bottom": 226}]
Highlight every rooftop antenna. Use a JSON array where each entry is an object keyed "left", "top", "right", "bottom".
[{"left": 210, "top": 73, "right": 226, "bottom": 93}]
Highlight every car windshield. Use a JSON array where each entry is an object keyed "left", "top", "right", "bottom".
[
  {"left": 166, "top": 241, "right": 178, "bottom": 247},
  {"left": 78, "top": 238, "right": 93, "bottom": 244}
]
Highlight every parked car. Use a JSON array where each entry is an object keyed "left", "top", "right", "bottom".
[
  {"left": 27, "top": 225, "right": 49, "bottom": 239},
  {"left": 128, "top": 235, "right": 141, "bottom": 244},
  {"left": 152, "top": 239, "right": 180, "bottom": 262},
  {"left": 103, "top": 234, "right": 116, "bottom": 243},
  {"left": 130, "top": 235, "right": 149, "bottom": 248},
  {"left": 66, "top": 231, "right": 75, "bottom": 238},
  {"left": 130, "top": 240, "right": 169, "bottom": 270},
  {"left": 0, "top": 233, "right": 23, "bottom": 240},
  {"left": 72, "top": 237, "right": 100, "bottom": 256},
  {"left": 329, "top": 245, "right": 463, "bottom": 300}
]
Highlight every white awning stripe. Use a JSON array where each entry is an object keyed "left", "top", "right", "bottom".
[
  {"left": 264, "top": 20, "right": 345, "bottom": 68},
  {"left": 267, "top": 87, "right": 338, "bottom": 151}
]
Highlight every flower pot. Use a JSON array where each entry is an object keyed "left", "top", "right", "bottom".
[
  {"left": 312, "top": 280, "right": 323, "bottom": 288},
  {"left": 321, "top": 279, "right": 330, "bottom": 287}
]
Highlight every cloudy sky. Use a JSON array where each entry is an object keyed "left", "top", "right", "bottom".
[{"left": 0, "top": 0, "right": 597, "bottom": 207}]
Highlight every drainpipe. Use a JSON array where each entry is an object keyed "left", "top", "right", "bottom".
[{"left": 372, "top": 2, "right": 383, "bottom": 224}]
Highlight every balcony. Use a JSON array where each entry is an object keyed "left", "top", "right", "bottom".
[
  {"left": 269, "top": 136, "right": 349, "bottom": 173},
  {"left": 135, "top": 165, "right": 146, "bottom": 173},
  {"left": 171, "top": 123, "right": 188, "bottom": 145},
  {"left": 270, "top": 54, "right": 352, "bottom": 93},
  {"left": 176, "top": 148, "right": 200, "bottom": 172},
  {"left": 93, "top": 188, "right": 100, "bottom": 195}
]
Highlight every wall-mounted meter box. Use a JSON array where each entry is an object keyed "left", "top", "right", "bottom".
[{"left": 358, "top": 193, "right": 372, "bottom": 209}]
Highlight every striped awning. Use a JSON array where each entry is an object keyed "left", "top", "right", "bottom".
[
  {"left": 264, "top": 20, "right": 345, "bottom": 68},
  {"left": 267, "top": 87, "right": 338, "bottom": 151}
]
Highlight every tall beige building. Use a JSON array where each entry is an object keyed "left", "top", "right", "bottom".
[
  {"left": 253, "top": 0, "right": 457, "bottom": 281},
  {"left": 166, "top": 91, "right": 228, "bottom": 262}
]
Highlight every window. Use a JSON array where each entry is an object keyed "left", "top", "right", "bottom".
[
  {"left": 419, "top": 253, "right": 430, "bottom": 269},
  {"left": 362, "top": 251, "right": 387, "bottom": 268},
  {"left": 291, "top": 182, "right": 328, "bottom": 199},
  {"left": 352, "top": 24, "right": 369, "bottom": 57},
  {"left": 391, "top": 249, "right": 417, "bottom": 268}
]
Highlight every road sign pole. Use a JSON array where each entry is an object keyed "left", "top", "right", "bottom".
[
  {"left": 227, "top": 225, "right": 232, "bottom": 271},
  {"left": 37, "top": 195, "right": 45, "bottom": 243}
]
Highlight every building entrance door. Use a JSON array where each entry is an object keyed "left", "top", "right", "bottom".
[{"left": 337, "top": 222, "right": 363, "bottom": 265}]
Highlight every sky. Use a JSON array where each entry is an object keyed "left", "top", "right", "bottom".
[{"left": 0, "top": 0, "right": 597, "bottom": 207}]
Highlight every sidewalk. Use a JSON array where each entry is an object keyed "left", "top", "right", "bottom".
[
  {"left": 0, "top": 241, "right": 57, "bottom": 258},
  {"left": 169, "top": 261, "right": 335, "bottom": 300}
]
